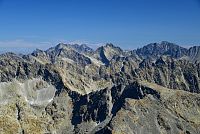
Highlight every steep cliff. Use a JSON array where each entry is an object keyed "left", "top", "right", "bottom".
[{"left": 0, "top": 42, "right": 200, "bottom": 134}]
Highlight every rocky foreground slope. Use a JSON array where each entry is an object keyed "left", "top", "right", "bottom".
[{"left": 0, "top": 41, "right": 200, "bottom": 134}]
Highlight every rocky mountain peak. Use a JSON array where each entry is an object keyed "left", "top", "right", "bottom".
[
  {"left": 136, "top": 41, "right": 188, "bottom": 59},
  {"left": 104, "top": 43, "right": 123, "bottom": 52},
  {"left": 70, "top": 44, "right": 94, "bottom": 53},
  {"left": 55, "top": 43, "right": 66, "bottom": 50},
  {"left": 1, "top": 42, "right": 200, "bottom": 134},
  {"left": 49, "top": 43, "right": 93, "bottom": 54},
  {"left": 187, "top": 46, "right": 200, "bottom": 62},
  {"left": 31, "top": 49, "right": 45, "bottom": 56},
  {"left": 93, "top": 43, "right": 124, "bottom": 65}
]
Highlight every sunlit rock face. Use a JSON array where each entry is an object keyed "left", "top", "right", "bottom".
[
  {"left": 22, "top": 78, "right": 56, "bottom": 106},
  {"left": 0, "top": 42, "right": 200, "bottom": 134},
  {"left": 0, "top": 81, "right": 21, "bottom": 105},
  {"left": 0, "top": 78, "right": 56, "bottom": 107},
  {"left": 0, "top": 79, "right": 58, "bottom": 134},
  {"left": 108, "top": 82, "right": 200, "bottom": 134}
]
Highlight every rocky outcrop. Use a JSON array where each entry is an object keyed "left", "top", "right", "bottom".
[
  {"left": 0, "top": 42, "right": 200, "bottom": 134},
  {"left": 109, "top": 82, "right": 200, "bottom": 134},
  {"left": 91, "top": 43, "right": 125, "bottom": 65},
  {"left": 187, "top": 46, "right": 200, "bottom": 63},
  {"left": 136, "top": 41, "right": 188, "bottom": 59},
  {"left": 135, "top": 57, "right": 200, "bottom": 93}
]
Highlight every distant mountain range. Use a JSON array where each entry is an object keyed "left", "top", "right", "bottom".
[
  {"left": 24, "top": 41, "right": 200, "bottom": 65},
  {"left": 0, "top": 41, "right": 200, "bottom": 134}
]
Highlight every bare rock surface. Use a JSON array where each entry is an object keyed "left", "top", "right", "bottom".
[{"left": 0, "top": 42, "right": 200, "bottom": 134}]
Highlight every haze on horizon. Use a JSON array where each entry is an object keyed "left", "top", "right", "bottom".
[{"left": 0, "top": 0, "right": 200, "bottom": 53}]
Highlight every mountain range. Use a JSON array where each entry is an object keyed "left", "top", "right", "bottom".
[{"left": 0, "top": 41, "right": 200, "bottom": 134}]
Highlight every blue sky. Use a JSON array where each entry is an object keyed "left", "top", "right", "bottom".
[{"left": 0, "top": 0, "right": 200, "bottom": 53}]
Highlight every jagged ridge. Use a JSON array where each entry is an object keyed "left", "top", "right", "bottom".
[{"left": 0, "top": 41, "right": 200, "bottom": 134}]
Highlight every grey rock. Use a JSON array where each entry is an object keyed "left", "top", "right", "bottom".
[{"left": 0, "top": 42, "right": 200, "bottom": 134}]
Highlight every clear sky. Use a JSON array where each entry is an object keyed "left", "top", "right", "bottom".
[{"left": 0, "top": 0, "right": 200, "bottom": 53}]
